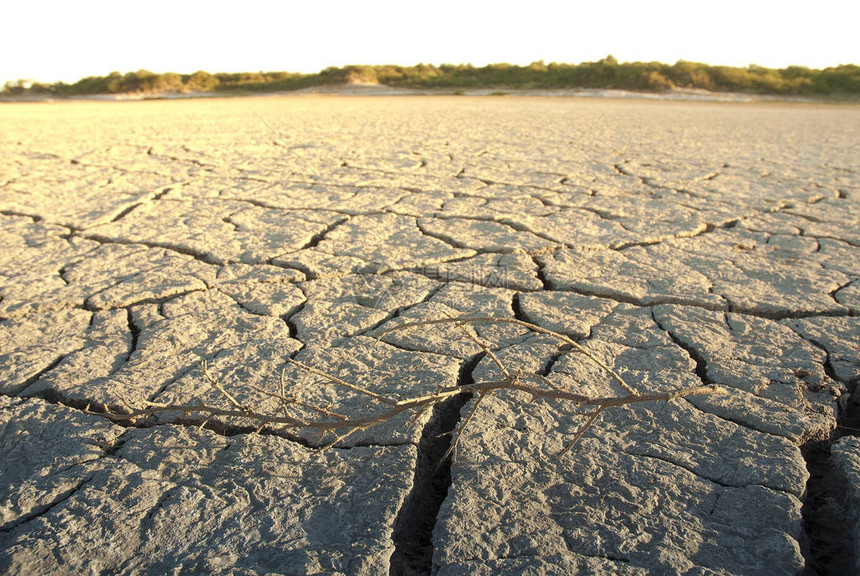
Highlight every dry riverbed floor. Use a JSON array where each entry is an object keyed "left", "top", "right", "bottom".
[{"left": 0, "top": 95, "right": 858, "bottom": 575}]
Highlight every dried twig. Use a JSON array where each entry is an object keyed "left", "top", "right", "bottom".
[
  {"left": 200, "top": 360, "right": 246, "bottom": 411},
  {"left": 377, "top": 316, "right": 637, "bottom": 395},
  {"left": 98, "top": 317, "right": 723, "bottom": 459},
  {"left": 287, "top": 358, "right": 397, "bottom": 406}
]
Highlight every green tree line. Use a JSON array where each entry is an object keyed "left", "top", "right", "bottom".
[{"left": 4, "top": 58, "right": 859, "bottom": 98}]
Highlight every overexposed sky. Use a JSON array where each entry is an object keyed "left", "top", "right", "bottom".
[{"left": 2, "top": 0, "right": 858, "bottom": 86}]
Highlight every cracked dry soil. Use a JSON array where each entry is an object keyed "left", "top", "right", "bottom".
[{"left": 0, "top": 95, "right": 858, "bottom": 575}]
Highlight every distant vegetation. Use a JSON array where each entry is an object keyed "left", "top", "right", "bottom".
[{"left": 4, "top": 57, "right": 859, "bottom": 98}]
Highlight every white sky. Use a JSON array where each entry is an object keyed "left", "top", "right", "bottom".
[{"left": 2, "top": 0, "right": 858, "bottom": 86}]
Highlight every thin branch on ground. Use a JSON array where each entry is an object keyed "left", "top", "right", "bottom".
[{"left": 95, "top": 317, "right": 724, "bottom": 458}]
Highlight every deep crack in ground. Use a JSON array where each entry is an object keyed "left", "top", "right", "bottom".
[{"left": 389, "top": 353, "right": 482, "bottom": 575}]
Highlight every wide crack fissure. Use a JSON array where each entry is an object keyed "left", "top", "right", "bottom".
[
  {"left": 300, "top": 216, "right": 350, "bottom": 251},
  {"left": 388, "top": 353, "right": 482, "bottom": 576},
  {"left": 749, "top": 324, "right": 859, "bottom": 574},
  {"left": 800, "top": 438, "right": 857, "bottom": 576},
  {"left": 125, "top": 307, "right": 141, "bottom": 363},
  {"left": 650, "top": 308, "right": 711, "bottom": 385},
  {"left": 282, "top": 301, "right": 305, "bottom": 342},
  {"left": 795, "top": 331, "right": 860, "bottom": 575},
  {"left": 531, "top": 255, "right": 553, "bottom": 291}
]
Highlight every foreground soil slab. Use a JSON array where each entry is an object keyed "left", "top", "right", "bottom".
[
  {"left": 0, "top": 397, "right": 414, "bottom": 574},
  {"left": 0, "top": 96, "right": 858, "bottom": 575}
]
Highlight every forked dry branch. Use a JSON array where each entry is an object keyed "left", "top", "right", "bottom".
[{"left": 97, "top": 317, "right": 724, "bottom": 458}]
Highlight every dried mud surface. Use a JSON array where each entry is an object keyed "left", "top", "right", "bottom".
[{"left": 0, "top": 96, "right": 858, "bottom": 575}]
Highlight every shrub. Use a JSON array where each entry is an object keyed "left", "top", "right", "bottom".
[
  {"left": 10, "top": 61, "right": 860, "bottom": 98},
  {"left": 184, "top": 71, "right": 220, "bottom": 92}
]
